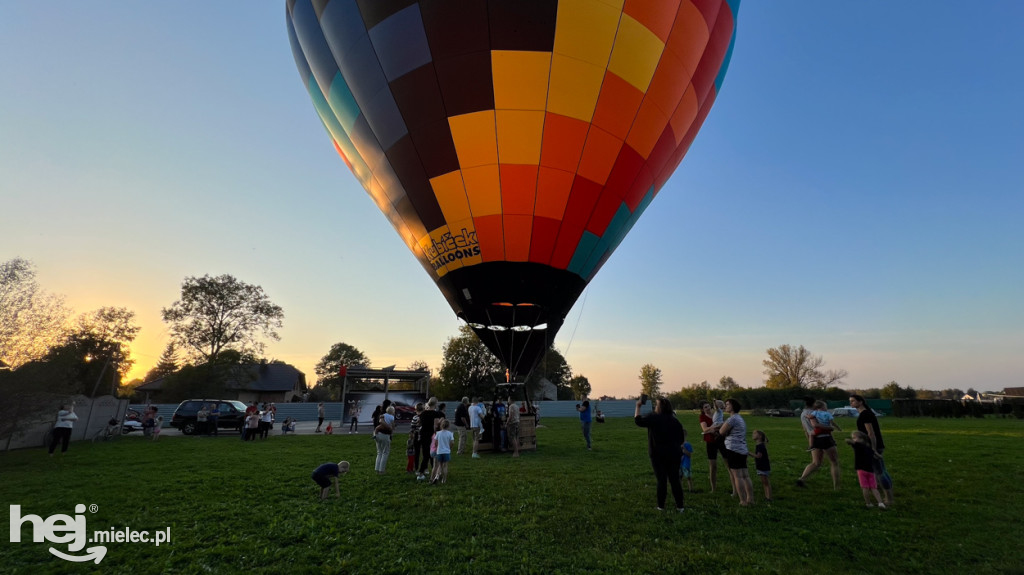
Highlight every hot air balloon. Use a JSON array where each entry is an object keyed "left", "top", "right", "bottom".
[{"left": 286, "top": 0, "right": 739, "bottom": 378}]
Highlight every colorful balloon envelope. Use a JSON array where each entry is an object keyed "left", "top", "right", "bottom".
[{"left": 287, "top": 0, "right": 739, "bottom": 377}]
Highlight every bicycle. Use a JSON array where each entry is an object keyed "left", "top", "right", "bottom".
[{"left": 92, "top": 418, "right": 122, "bottom": 443}]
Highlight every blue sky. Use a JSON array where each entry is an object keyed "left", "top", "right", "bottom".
[{"left": 2, "top": 2, "right": 1022, "bottom": 397}]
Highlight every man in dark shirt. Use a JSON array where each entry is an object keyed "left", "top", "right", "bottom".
[
  {"left": 417, "top": 399, "right": 443, "bottom": 478},
  {"left": 454, "top": 397, "right": 471, "bottom": 455},
  {"left": 850, "top": 394, "right": 893, "bottom": 506}
]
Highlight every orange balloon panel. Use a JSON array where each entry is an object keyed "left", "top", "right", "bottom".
[{"left": 287, "top": 0, "right": 739, "bottom": 375}]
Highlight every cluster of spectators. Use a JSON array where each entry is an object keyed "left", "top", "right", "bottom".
[{"left": 631, "top": 394, "right": 894, "bottom": 512}]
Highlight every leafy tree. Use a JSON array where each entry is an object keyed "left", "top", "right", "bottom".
[
  {"left": 0, "top": 257, "right": 70, "bottom": 368},
  {"left": 881, "top": 380, "right": 916, "bottom": 399},
  {"left": 315, "top": 343, "right": 370, "bottom": 391},
  {"left": 407, "top": 360, "right": 430, "bottom": 373},
  {"left": 670, "top": 380, "right": 712, "bottom": 410},
  {"left": 718, "top": 375, "right": 741, "bottom": 394},
  {"left": 568, "top": 375, "right": 591, "bottom": 400},
  {"left": 434, "top": 325, "right": 503, "bottom": 399},
  {"left": 73, "top": 306, "right": 140, "bottom": 379},
  {"left": 639, "top": 364, "right": 663, "bottom": 398},
  {"left": 161, "top": 274, "right": 284, "bottom": 364},
  {"left": 39, "top": 334, "right": 119, "bottom": 396},
  {"left": 158, "top": 363, "right": 233, "bottom": 403},
  {"left": 762, "top": 344, "right": 848, "bottom": 389}
]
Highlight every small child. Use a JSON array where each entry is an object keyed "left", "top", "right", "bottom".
[
  {"left": 325, "top": 421, "right": 333, "bottom": 435},
  {"left": 753, "top": 430, "right": 772, "bottom": 502},
  {"left": 406, "top": 430, "right": 417, "bottom": 473},
  {"left": 846, "top": 431, "right": 886, "bottom": 509},
  {"left": 809, "top": 400, "right": 841, "bottom": 436},
  {"left": 311, "top": 460, "right": 350, "bottom": 500},
  {"left": 427, "top": 424, "right": 440, "bottom": 481},
  {"left": 679, "top": 430, "right": 694, "bottom": 491},
  {"left": 244, "top": 413, "right": 259, "bottom": 441},
  {"left": 151, "top": 416, "right": 163, "bottom": 441},
  {"left": 431, "top": 419, "right": 455, "bottom": 484}
]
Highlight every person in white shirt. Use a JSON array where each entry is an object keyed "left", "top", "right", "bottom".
[
  {"left": 469, "top": 397, "right": 486, "bottom": 459},
  {"left": 430, "top": 419, "right": 455, "bottom": 484},
  {"left": 49, "top": 402, "right": 79, "bottom": 456}
]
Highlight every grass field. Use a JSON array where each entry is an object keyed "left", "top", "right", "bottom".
[{"left": 3, "top": 415, "right": 1022, "bottom": 574}]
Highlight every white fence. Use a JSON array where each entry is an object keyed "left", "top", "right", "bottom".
[{"left": 3, "top": 394, "right": 130, "bottom": 451}]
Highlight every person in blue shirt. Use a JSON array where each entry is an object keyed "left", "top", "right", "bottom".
[
  {"left": 576, "top": 399, "right": 593, "bottom": 450},
  {"left": 311, "top": 460, "right": 350, "bottom": 500},
  {"left": 680, "top": 430, "right": 694, "bottom": 492}
]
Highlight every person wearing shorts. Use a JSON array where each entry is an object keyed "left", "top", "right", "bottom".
[
  {"left": 698, "top": 402, "right": 724, "bottom": 492},
  {"left": 431, "top": 420, "right": 455, "bottom": 484},
  {"left": 847, "top": 430, "right": 886, "bottom": 508},
  {"left": 718, "top": 399, "right": 754, "bottom": 506},
  {"left": 796, "top": 401, "right": 842, "bottom": 490},
  {"left": 311, "top": 460, "right": 349, "bottom": 499}
]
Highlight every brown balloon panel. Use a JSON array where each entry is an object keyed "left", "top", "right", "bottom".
[{"left": 287, "top": 0, "right": 739, "bottom": 375}]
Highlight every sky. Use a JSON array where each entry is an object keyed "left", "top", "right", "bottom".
[{"left": 2, "top": 2, "right": 1022, "bottom": 397}]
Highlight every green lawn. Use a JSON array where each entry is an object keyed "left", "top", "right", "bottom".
[{"left": 3, "top": 415, "right": 1022, "bottom": 574}]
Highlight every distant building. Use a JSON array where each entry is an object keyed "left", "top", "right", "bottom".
[{"left": 135, "top": 362, "right": 306, "bottom": 403}]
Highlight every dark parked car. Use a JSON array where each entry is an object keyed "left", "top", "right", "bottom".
[
  {"left": 764, "top": 408, "right": 796, "bottom": 417},
  {"left": 170, "top": 399, "right": 248, "bottom": 435}
]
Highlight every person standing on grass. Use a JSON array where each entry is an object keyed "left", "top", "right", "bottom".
[
  {"left": 698, "top": 401, "right": 724, "bottom": 492},
  {"left": 680, "top": 429, "right": 694, "bottom": 491},
  {"left": 410, "top": 403, "right": 424, "bottom": 471},
  {"left": 752, "top": 430, "right": 772, "bottom": 502},
  {"left": 48, "top": 402, "right": 78, "bottom": 456},
  {"left": 244, "top": 412, "right": 260, "bottom": 441},
  {"left": 577, "top": 398, "right": 593, "bottom": 450},
  {"left": 316, "top": 402, "right": 325, "bottom": 433},
  {"left": 634, "top": 397, "right": 686, "bottom": 512},
  {"left": 719, "top": 399, "right": 754, "bottom": 506},
  {"left": 431, "top": 419, "right": 455, "bottom": 484},
  {"left": 796, "top": 400, "right": 842, "bottom": 490},
  {"left": 311, "top": 460, "right": 350, "bottom": 499},
  {"left": 851, "top": 394, "right": 893, "bottom": 506},
  {"left": 469, "top": 397, "right": 486, "bottom": 459},
  {"left": 417, "top": 398, "right": 443, "bottom": 479},
  {"left": 846, "top": 431, "right": 887, "bottom": 509},
  {"left": 260, "top": 407, "right": 274, "bottom": 440},
  {"left": 454, "top": 397, "right": 471, "bottom": 455},
  {"left": 374, "top": 407, "right": 394, "bottom": 474},
  {"left": 152, "top": 416, "right": 163, "bottom": 441}
]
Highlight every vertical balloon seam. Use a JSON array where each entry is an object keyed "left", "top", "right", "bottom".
[
  {"left": 547, "top": 4, "right": 627, "bottom": 280},
  {"left": 566, "top": 0, "right": 700, "bottom": 280}
]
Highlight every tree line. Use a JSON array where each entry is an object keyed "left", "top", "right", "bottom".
[{"left": 3, "top": 257, "right": 1001, "bottom": 410}]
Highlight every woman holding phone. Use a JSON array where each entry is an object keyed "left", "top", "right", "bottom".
[{"left": 634, "top": 396, "right": 686, "bottom": 512}]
